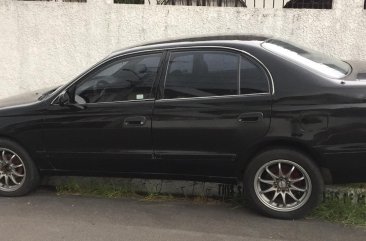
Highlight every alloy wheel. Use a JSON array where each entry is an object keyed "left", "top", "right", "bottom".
[
  {"left": 0, "top": 148, "right": 26, "bottom": 192},
  {"left": 254, "top": 159, "right": 312, "bottom": 212}
]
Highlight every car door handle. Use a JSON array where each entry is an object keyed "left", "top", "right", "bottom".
[
  {"left": 124, "top": 116, "right": 147, "bottom": 127},
  {"left": 238, "top": 112, "right": 264, "bottom": 123}
]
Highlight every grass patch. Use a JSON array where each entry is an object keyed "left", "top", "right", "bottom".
[
  {"left": 55, "top": 178, "right": 229, "bottom": 204},
  {"left": 143, "top": 193, "right": 176, "bottom": 201},
  {"left": 338, "top": 183, "right": 366, "bottom": 189},
  {"left": 56, "top": 179, "right": 141, "bottom": 199},
  {"left": 310, "top": 199, "right": 366, "bottom": 226}
]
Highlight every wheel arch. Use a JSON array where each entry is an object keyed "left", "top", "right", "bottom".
[
  {"left": 0, "top": 134, "right": 42, "bottom": 171},
  {"left": 238, "top": 138, "right": 332, "bottom": 184}
]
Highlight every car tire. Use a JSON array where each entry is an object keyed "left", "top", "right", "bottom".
[
  {"left": 0, "top": 139, "right": 40, "bottom": 197},
  {"left": 243, "top": 148, "right": 324, "bottom": 219}
]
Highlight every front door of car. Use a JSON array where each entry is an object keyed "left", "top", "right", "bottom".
[
  {"left": 43, "top": 52, "right": 164, "bottom": 173},
  {"left": 152, "top": 49, "right": 272, "bottom": 177}
]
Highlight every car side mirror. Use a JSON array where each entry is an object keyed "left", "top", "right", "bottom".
[
  {"left": 58, "top": 91, "right": 72, "bottom": 106},
  {"left": 57, "top": 91, "right": 86, "bottom": 110}
]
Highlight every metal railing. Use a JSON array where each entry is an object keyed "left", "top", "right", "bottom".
[
  {"left": 157, "top": 0, "right": 333, "bottom": 8},
  {"left": 63, "top": 0, "right": 86, "bottom": 2},
  {"left": 283, "top": 0, "right": 332, "bottom": 9},
  {"left": 114, "top": 0, "right": 144, "bottom": 3},
  {"left": 18, "top": 0, "right": 87, "bottom": 2},
  {"left": 157, "top": 0, "right": 247, "bottom": 7},
  {"left": 16, "top": 0, "right": 335, "bottom": 9}
]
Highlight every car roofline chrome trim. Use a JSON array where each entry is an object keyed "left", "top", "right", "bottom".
[{"left": 51, "top": 45, "right": 275, "bottom": 105}]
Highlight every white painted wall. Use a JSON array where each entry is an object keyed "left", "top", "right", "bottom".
[{"left": 0, "top": 0, "right": 365, "bottom": 99}]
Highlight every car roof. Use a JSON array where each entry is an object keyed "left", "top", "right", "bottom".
[{"left": 110, "top": 35, "right": 271, "bottom": 57}]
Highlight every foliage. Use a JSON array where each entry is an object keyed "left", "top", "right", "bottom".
[{"left": 310, "top": 198, "right": 366, "bottom": 226}]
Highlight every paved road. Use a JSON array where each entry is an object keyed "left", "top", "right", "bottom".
[{"left": 0, "top": 189, "right": 364, "bottom": 241}]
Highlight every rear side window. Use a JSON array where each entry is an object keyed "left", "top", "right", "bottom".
[
  {"left": 240, "top": 57, "right": 269, "bottom": 94},
  {"left": 164, "top": 51, "right": 239, "bottom": 99},
  {"left": 163, "top": 50, "right": 269, "bottom": 99}
]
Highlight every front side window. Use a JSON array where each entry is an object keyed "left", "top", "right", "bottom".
[
  {"left": 74, "top": 53, "right": 162, "bottom": 104},
  {"left": 164, "top": 51, "right": 239, "bottom": 99}
]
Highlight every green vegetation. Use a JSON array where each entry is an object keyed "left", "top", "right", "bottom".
[
  {"left": 55, "top": 179, "right": 208, "bottom": 202},
  {"left": 56, "top": 179, "right": 226, "bottom": 204},
  {"left": 56, "top": 179, "right": 140, "bottom": 199},
  {"left": 310, "top": 198, "right": 366, "bottom": 226},
  {"left": 339, "top": 183, "right": 366, "bottom": 189},
  {"left": 143, "top": 193, "right": 176, "bottom": 201}
]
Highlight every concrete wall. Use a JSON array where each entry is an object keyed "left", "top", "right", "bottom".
[{"left": 0, "top": 0, "right": 365, "bottom": 99}]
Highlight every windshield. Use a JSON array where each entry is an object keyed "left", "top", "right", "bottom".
[{"left": 262, "top": 39, "right": 351, "bottom": 79}]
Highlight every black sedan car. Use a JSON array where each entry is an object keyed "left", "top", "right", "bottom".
[{"left": 0, "top": 35, "right": 364, "bottom": 219}]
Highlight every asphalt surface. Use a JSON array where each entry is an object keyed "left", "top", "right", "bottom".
[{"left": 0, "top": 189, "right": 365, "bottom": 241}]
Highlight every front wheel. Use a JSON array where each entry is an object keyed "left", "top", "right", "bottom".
[
  {"left": 0, "top": 139, "right": 40, "bottom": 197},
  {"left": 244, "top": 148, "right": 324, "bottom": 219}
]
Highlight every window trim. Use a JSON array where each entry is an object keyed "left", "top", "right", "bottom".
[
  {"left": 161, "top": 48, "right": 272, "bottom": 101},
  {"left": 74, "top": 98, "right": 156, "bottom": 107},
  {"left": 238, "top": 56, "right": 242, "bottom": 95},
  {"left": 162, "top": 50, "right": 241, "bottom": 100},
  {"left": 155, "top": 93, "right": 270, "bottom": 103},
  {"left": 239, "top": 53, "right": 271, "bottom": 95},
  {"left": 51, "top": 46, "right": 274, "bottom": 105}
]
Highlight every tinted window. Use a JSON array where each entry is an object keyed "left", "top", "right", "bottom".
[
  {"left": 74, "top": 53, "right": 162, "bottom": 104},
  {"left": 240, "top": 57, "right": 269, "bottom": 94},
  {"left": 164, "top": 51, "right": 239, "bottom": 99}
]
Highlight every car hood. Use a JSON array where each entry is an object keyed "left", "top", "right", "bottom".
[{"left": 0, "top": 86, "right": 59, "bottom": 109}]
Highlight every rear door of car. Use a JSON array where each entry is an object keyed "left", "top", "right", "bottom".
[{"left": 152, "top": 48, "right": 272, "bottom": 177}]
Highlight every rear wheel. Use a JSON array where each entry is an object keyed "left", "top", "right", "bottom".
[
  {"left": 244, "top": 148, "right": 324, "bottom": 219},
  {"left": 0, "top": 139, "right": 40, "bottom": 196}
]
